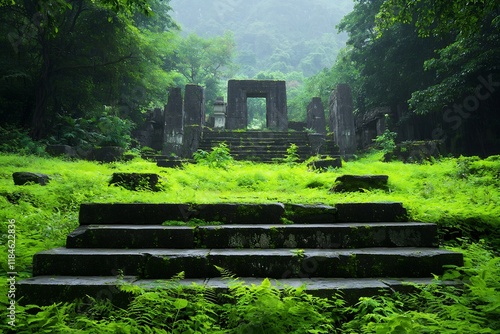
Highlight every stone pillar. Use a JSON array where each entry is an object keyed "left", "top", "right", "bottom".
[
  {"left": 329, "top": 84, "right": 357, "bottom": 158},
  {"left": 226, "top": 80, "right": 247, "bottom": 129},
  {"left": 163, "top": 87, "right": 184, "bottom": 156},
  {"left": 150, "top": 107, "right": 165, "bottom": 151},
  {"left": 267, "top": 81, "right": 288, "bottom": 131},
  {"left": 182, "top": 84, "right": 205, "bottom": 157},
  {"left": 306, "top": 97, "right": 326, "bottom": 134},
  {"left": 184, "top": 84, "right": 205, "bottom": 126}
]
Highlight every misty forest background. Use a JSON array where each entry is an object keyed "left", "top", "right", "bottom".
[{"left": 1, "top": 0, "right": 498, "bottom": 157}]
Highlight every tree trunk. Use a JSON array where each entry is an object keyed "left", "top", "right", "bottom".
[{"left": 30, "top": 37, "right": 52, "bottom": 140}]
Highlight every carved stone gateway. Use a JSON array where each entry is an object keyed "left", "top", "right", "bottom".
[{"left": 226, "top": 80, "right": 288, "bottom": 131}]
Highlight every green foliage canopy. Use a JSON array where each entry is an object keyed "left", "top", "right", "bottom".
[
  {"left": 0, "top": 0, "right": 180, "bottom": 140},
  {"left": 374, "top": 0, "right": 500, "bottom": 115},
  {"left": 174, "top": 32, "right": 237, "bottom": 111}
]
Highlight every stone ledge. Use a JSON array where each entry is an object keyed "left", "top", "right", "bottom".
[{"left": 17, "top": 276, "right": 461, "bottom": 306}]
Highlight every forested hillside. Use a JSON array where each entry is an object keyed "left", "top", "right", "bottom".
[{"left": 170, "top": 0, "right": 353, "bottom": 77}]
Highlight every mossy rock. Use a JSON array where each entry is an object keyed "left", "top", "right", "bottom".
[{"left": 330, "top": 175, "right": 388, "bottom": 192}]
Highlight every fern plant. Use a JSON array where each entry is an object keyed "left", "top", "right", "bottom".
[{"left": 283, "top": 143, "right": 300, "bottom": 165}]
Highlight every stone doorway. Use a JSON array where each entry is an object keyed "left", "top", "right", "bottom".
[{"left": 226, "top": 80, "right": 288, "bottom": 131}]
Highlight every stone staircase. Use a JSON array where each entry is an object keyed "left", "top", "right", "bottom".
[
  {"left": 18, "top": 202, "right": 464, "bottom": 305},
  {"left": 198, "top": 131, "right": 312, "bottom": 162}
]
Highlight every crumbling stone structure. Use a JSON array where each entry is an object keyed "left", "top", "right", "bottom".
[
  {"left": 355, "top": 106, "right": 391, "bottom": 149},
  {"left": 134, "top": 84, "right": 205, "bottom": 157},
  {"left": 135, "top": 80, "right": 341, "bottom": 161},
  {"left": 226, "top": 80, "right": 288, "bottom": 131}
]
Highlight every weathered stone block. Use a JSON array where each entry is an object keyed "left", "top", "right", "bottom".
[
  {"left": 184, "top": 84, "right": 205, "bottom": 126},
  {"left": 284, "top": 204, "right": 337, "bottom": 224},
  {"left": 66, "top": 225, "right": 195, "bottom": 249},
  {"left": 182, "top": 124, "right": 202, "bottom": 158},
  {"left": 143, "top": 250, "right": 211, "bottom": 278},
  {"left": 163, "top": 87, "right": 184, "bottom": 156},
  {"left": 109, "top": 173, "right": 161, "bottom": 191},
  {"left": 87, "top": 146, "right": 124, "bottom": 162},
  {"left": 335, "top": 202, "right": 408, "bottom": 222},
  {"left": 189, "top": 203, "right": 285, "bottom": 224},
  {"left": 331, "top": 175, "right": 388, "bottom": 192},
  {"left": 79, "top": 203, "right": 192, "bottom": 225},
  {"left": 388, "top": 140, "right": 442, "bottom": 163},
  {"left": 307, "top": 133, "right": 326, "bottom": 156},
  {"left": 13, "top": 172, "right": 50, "bottom": 186},
  {"left": 307, "top": 157, "right": 342, "bottom": 171},
  {"left": 156, "top": 159, "right": 184, "bottom": 168}
]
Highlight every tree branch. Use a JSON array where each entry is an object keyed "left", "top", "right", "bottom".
[{"left": 53, "top": 53, "right": 134, "bottom": 74}]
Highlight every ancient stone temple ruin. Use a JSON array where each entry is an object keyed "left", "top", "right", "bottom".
[{"left": 135, "top": 80, "right": 363, "bottom": 162}]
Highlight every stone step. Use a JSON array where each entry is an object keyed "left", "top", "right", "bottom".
[
  {"left": 200, "top": 135, "right": 309, "bottom": 141},
  {"left": 32, "top": 247, "right": 463, "bottom": 279},
  {"left": 66, "top": 223, "right": 438, "bottom": 249},
  {"left": 79, "top": 203, "right": 287, "bottom": 225},
  {"left": 17, "top": 275, "right": 459, "bottom": 306},
  {"left": 201, "top": 131, "right": 309, "bottom": 139},
  {"left": 77, "top": 203, "right": 408, "bottom": 226},
  {"left": 197, "top": 145, "right": 311, "bottom": 152}
]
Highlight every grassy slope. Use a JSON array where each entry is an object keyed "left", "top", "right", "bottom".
[{"left": 0, "top": 152, "right": 499, "bottom": 280}]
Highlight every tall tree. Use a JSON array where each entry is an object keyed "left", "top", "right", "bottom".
[
  {"left": 174, "top": 32, "right": 236, "bottom": 110},
  {"left": 335, "top": 0, "right": 445, "bottom": 112},
  {"left": 0, "top": 0, "right": 178, "bottom": 139},
  {"left": 376, "top": 0, "right": 500, "bottom": 115}
]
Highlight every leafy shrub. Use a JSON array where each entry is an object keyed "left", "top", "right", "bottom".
[
  {"left": 193, "top": 142, "right": 234, "bottom": 169},
  {"left": 283, "top": 143, "right": 300, "bottom": 164},
  {"left": 50, "top": 109, "right": 134, "bottom": 150},
  {"left": 0, "top": 126, "right": 46, "bottom": 155},
  {"left": 374, "top": 128, "right": 397, "bottom": 156}
]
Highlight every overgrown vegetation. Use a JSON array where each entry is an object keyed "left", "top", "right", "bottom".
[{"left": 0, "top": 152, "right": 499, "bottom": 331}]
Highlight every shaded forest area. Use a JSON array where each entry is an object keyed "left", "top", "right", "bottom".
[{"left": 0, "top": 0, "right": 499, "bottom": 157}]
